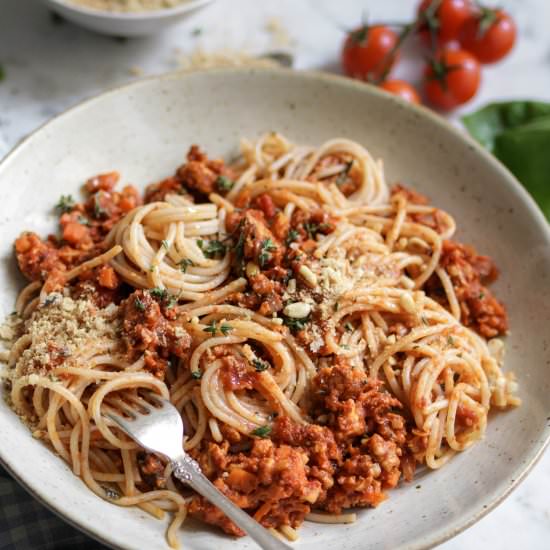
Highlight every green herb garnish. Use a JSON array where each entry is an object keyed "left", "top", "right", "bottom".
[
  {"left": 78, "top": 215, "right": 91, "bottom": 226},
  {"left": 345, "top": 322, "right": 353, "bottom": 332},
  {"left": 179, "top": 258, "right": 194, "bottom": 273},
  {"left": 43, "top": 295, "right": 58, "bottom": 306},
  {"left": 203, "top": 320, "right": 218, "bottom": 335},
  {"left": 286, "top": 229, "right": 299, "bottom": 245},
  {"left": 55, "top": 195, "right": 75, "bottom": 214},
  {"left": 134, "top": 298, "right": 146, "bottom": 312},
  {"left": 253, "top": 358, "right": 269, "bottom": 372},
  {"left": 203, "top": 320, "right": 233, "bottom": 336},
  {"left": 304, "top": 222, "right": 331, "bottom": 239},
  {"left": 149, "top": 287, "right": 168, "bottom": 300},
  {"left": 283, "top": 316, "right": 309, "bottom": 332},
  {"left": 220, "top": 323, "right": 233, "bottom": 336},
  {"left": 258, "top": 238, "right": 277, "bottom": 267},
  {"left": 216, "top": 175, "right": 234, "bottom": 192},
  {"left": 304, "top": 223, "right": 319, "bottom": 240},
  {"left": 234, "top": 229, "right": 245, "bottom": 260},
  {"left": 161, "top": 240, "right": 169, "bottom": 250},
  {"left": 191, "top": 370, "right": 202, "bottom": 379},
  {"left": 198, "top": 239, "right": 226, "bottom": 259},
  {"left": 251, "top": 425, "right": 272, "bottom": 438}
]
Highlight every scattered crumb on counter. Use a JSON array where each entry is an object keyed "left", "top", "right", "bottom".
[
  {"left": 176, "top": 48, "right": 279, "bottom": 71},
  {"left": 265, "top": 16, "right": 293, "bottom": 47},
  {"left": 129, "top": 65, "right": 144, "bottom": 76}
]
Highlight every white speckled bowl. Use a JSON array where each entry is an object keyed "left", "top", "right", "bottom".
[
  {"left": 0, "top": 69, "right": 549, "bottom": 550},
  {"left": 41, "top": 0, "right": 215, "bottom": 37}
]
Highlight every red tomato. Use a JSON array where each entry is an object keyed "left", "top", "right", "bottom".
[
  {"left": 459, "top": 9, "right": 516, "bottom": 63},
  {"left": 379, "top": 80, "right": 421, "bottom": 105},
  {"left": 342, "top": 25, "right": 399, "bottom": 81},
  {"left": 417, "top": 0, "right": 474, "bottom": 45},
  {"left": 424, "top": 49, "right": 481, "bottom": 110}
]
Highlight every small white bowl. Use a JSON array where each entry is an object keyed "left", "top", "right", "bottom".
[{"left": 41, "top": 0, "right": 215, "bottom": 37}]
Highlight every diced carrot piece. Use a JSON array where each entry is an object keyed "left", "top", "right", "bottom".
[
  {"left": 85, "top": 171, "right": 120, "bottom": 193},
  {"left": 226, "top": 468, "right": 257, "bottom": 493},
  {"left": 97, "top": 265, "right": 119, "bottom": 289},
  {"left": 62, "top": 222, "right": 89, "bottom": 245}
]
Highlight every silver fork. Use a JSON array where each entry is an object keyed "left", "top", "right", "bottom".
[{"left": 106, "top": 395, "right": 291, "bottom": 550}]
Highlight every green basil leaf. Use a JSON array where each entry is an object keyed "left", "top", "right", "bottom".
[
  {"left": 462, "top": 101, "right": 550, "bottom": 221},
  {"left": 462, "top": 101, "right": 550, "bottom": 152}
]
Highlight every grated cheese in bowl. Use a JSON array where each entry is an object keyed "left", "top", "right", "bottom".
[{"left": 66, "top": 0, "right": 189, "bottom": 12}]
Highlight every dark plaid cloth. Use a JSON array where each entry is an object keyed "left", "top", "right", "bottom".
[{"left": 0, "top": 466, "right": 109, "bottom": 550}]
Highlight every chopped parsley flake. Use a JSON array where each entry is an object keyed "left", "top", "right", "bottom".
[
  {"left": 134, "top": 297, "right": 146, "bottom": 312},
  {"left": 345, "top": 322, "right": 354, "bottom": 332},
  {"left": 43, "top": 295, "right": 58, "bottom": 307},
  {"left": 333, "top": 302, "right": 340, "bottom": 312},
  {"left": 479, "top": 292, "right": 485, "bottom": 299},
  {"left": 216, "top": 175, "right": 234, "bottom": 192},
  {"left": 304, "top": 223, "right": 317, "bottom": 240},
  {"left": 304, "top": 222, "right": 332, "bottom": 239},
  {"left": 286, "top": 229, "right": 299, "bottom": 245},
  {"left": 253, "top": 358, "right": 269, "bottom": 372},
  {"left": 447, "top": 335, "right": 455, "bottom": 346},
  {"left": 220, "top": 323, "right": 233, "bottom": 336},
  {"left": 78, "top": 215, "right": 91, "bottom": 226},
  {"left": 203, "top": 320, "right": 233, "bottom": 336},
  {"left": 191, "top": 370, "right": 202, "bottom": 379},
  {"left": 149, "top": 287, "right": 168, "bottom": 300},
  {"left": 234, "top": 229, "right": 245, "bottom": 260},
  {"left": 251, "top": 425, "right": 272, "bottom": 438},
  {"left": 179, "top": 258, "right": 194, "bottom": 273},
  {"left": 55, "top": 195, "right": 75, "bottom": 214},
  {"left": 198, "top": 239, "right": 226, "bottom": 259},
  {"left": 161, "top": 240, "right": 169, "bottom": 250},
  {"left": 283, "top": 315, "right": 309, "bottom": 332},
  {"left": 258, "top": 238, "right": 277, "bottom": 267}
]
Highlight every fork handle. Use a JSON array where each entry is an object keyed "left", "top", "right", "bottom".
[{"left": 170, "top": 458, "right": 292, "bottom": 550}]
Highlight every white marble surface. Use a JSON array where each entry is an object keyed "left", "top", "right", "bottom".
[{"left": 0, "top": 0, "right": 549, "bottom": 548}]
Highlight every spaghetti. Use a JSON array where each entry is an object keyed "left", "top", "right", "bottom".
[{"left": 1, "top": 133, "right": 519, "bottom": 547}]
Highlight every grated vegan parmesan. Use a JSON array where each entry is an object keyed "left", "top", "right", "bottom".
[
  {"left": 67, "top": 0, "right": 188, "bottom": 12},
  {"left": 5, "top": 295, "right": 120, "bottom": 377}
]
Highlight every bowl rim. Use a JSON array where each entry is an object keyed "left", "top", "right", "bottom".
[
  {"left": 1, "top": 67, "right": 549, "bottom": 550},
  {"left": 44, "top": 0, "right": 215, "bottom": 20}
]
